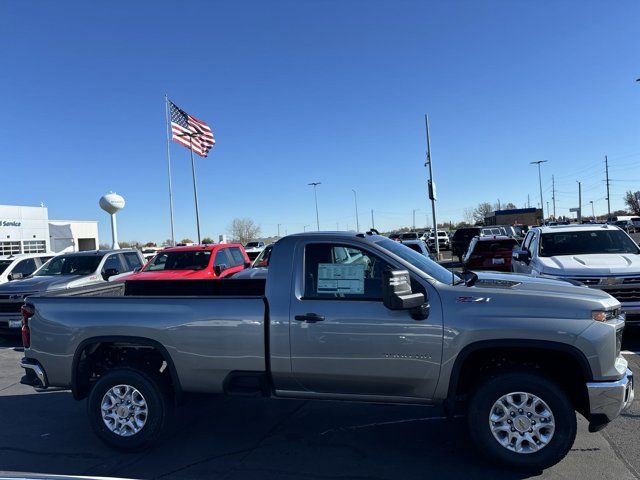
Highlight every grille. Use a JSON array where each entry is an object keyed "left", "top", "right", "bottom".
[
  {"left": 623, "top": 277, "right": 640, "bottom": 284},
  {"left": 602, "top": 288, "right": 640, "bottom": 303},
  {"left": 625, "top": 313, "right": 640, "bottom": 324},
  {"left": 0, "top": 302, "right": 23, "bottom": 314},
  {"left": 569, "top": 278, "right": 601, "bottom": 286}
]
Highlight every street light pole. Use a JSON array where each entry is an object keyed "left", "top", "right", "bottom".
[
  {"left": 352, "top": 189, "right": 360, "bottom": 232},
  {"left": 530, "top": 160, "right": 547, "bottom": 223},
  {"left": 412, "top": 208, "right": 420, "bottom": 230},
  {"left": 308, "top": 182, "right": 321, "bottom": 231},
  {"left": 303, "top": 225, "right": 310, "bottom": 232},
  {"left": 424, "top": 114, "right": 439, "bottom": 259},
  {"left": 577, "top": 181, "right": 582, "bottom": 222},
  {"left": 590, "top": 200, "right": 595, "bottom": 220}
]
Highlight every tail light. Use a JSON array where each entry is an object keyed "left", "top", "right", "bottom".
[{"left": 21, "top": 304, "right": 34, "bottom": 348}]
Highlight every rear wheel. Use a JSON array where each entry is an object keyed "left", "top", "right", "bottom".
[
  {"left": 87, "top": 367, "right": 172, "bottom": 451},
  {"left": 467, "top": 371, "right": 576, "bottom": 470}
]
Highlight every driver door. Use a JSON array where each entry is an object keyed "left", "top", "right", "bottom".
[{"left": 288, "top": 241, "right": 443, "bottom": 401}]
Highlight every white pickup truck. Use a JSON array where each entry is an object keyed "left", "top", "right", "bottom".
[{"left": 512, "top": 224, "right": 640, "bottom": 324}]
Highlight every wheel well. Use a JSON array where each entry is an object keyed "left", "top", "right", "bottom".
[
  {"left": 72, "top": 338, "right": 180, "bottom": 400},
  {"left": 451, "top": 346, "right": 590, "bottom": 416}
]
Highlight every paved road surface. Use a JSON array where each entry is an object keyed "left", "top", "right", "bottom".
[{"left": 0, "top": 332, "right": 638, "bottom": 480}]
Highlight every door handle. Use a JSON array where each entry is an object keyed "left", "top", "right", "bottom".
[{"left": 294, "top": 313, "right": 325, "bottom": 323}]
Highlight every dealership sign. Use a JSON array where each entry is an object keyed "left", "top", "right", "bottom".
[{"left": 1, "top": 221, "right": 21, "bottom": 227}]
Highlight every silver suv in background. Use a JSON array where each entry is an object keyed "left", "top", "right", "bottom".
[
  {"left": 0, "top": 249, "right": 144, "bottom": 333},
  {"left": 0, "top": 253, "right": 55, "bottom": 284},
  {"left": 512, "top": 224, "right": 640, "bottom": 324}
]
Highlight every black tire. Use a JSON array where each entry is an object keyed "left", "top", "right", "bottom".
[
  {"left": 87, "top": 367, "right": 173, "bottom": 451},
  {"left": 467, "top": 371, "right": 576, "bottom": 470}
]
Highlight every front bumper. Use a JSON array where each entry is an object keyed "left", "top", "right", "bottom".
[{"left": 586, "top": 368, "right": 634, "bottom": 431}]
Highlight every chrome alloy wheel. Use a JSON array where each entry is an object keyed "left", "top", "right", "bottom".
[
  {"left": 101, "top": 384, "right": 148, "bottom": 437},
  {"left": 489, "top": 391, "right": 555, "bottom": 454}
]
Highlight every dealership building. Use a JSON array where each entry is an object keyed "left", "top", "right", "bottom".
[{"left": 0, "top": 204, "right": 99, "bottom": 255}]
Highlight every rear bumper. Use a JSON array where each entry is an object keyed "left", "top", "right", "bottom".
[
  {"left": 20, "top": 357, "right": 48, "bottom": 389},
  {"left": 586, "top": 368, "right": 634, "bottom": 431}
]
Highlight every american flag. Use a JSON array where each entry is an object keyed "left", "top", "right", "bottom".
[{"left": 169, "top": 100, "right": 215, "bottom": 158}]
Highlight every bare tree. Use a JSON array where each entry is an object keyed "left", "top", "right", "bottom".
[
  {"left": 503, "top": 202, "right": 517, "bottom": 210},
  {"left": 473, "top": 202, "right": 494, "bottom": 223},
  {"left": 463, "top": 208, "right": 476, "bottom": 225},
  {"left": 624, "top": 191, "right": 640, "bottom": 215},
  {"left": 228, "top": 218, "right": 261, "bottom": 245}
]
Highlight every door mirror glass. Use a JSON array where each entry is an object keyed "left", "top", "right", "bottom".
[{"left": 382, "top": 270, "right": 425, "bottom": 310}]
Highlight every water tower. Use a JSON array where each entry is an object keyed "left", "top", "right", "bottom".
[{"left": 99, "top": 192, "right": 125, "bottom": 249}]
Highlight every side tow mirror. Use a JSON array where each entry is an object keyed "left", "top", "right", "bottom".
[
  {"left": 8, "top": 272, "right": 25, "bottom": 281},
  {"left": 512, "top": 250, "right": 531, "bottom": 263},
  {"left": 214, "top": 264, "right": 227, "bottom": 276},
  {"left": 244, "top": 261, "right": 252, "bottom": 268},
  {"left": 382, "top": 270, "right": 428, "bottom": 319},
  {"left": 103, "top": 268, "right": 120, "bottom": 280}
]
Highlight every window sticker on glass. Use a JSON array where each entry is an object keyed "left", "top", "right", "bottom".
[{"left": 317, "top": 263, "right": 365, "bottom": 294}]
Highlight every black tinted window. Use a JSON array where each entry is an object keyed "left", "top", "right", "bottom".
[
  {"left": 144, "top": 251, "right": 211, "bottom": 271},
  {"left": 540, "top": 230, "right": 640, "bottom": 257},
  {"left": 13, "top": 258, "right": 38, "bottom": 275},
  {"left": 102, "top": 255, "right": 122, "bottom": 273},
  {"left": 214, "top": 249, "right": 231, "bottom": 267},
  {"left": 35, "top": 255, "right": 103, "bottom": 276},
  {"left": 473, "top": 239, "right": 518, "bottom": 253}
]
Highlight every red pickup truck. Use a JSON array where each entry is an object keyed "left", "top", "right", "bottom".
[{"left": 122, "top": 244, "right": 250, "bottom": 281}]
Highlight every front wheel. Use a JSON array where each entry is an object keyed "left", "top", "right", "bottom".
[
  {"left": 467, "top": 371, "right": 576, "bottom": 470},
  {"left": 87, "top": 367, "right": 173, "bottom": 451}
]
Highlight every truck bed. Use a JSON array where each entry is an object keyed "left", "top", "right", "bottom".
[{"left": 25, "top": 278, "right": 268, "bottom": 393}]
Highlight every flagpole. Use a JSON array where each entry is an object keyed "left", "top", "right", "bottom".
[
  {"left": 164, "top": 95, "right": 176, "bottom": 246},
  {"left": 189, "top": 135, "right": 202, "bottom": 244}
]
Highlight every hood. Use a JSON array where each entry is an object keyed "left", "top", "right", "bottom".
[
  {"left": 124, "top": 269, "right": 214, "bottom": 281},
  {"left": 538, "top": 254, "right": 640, "bottom": 276},
  {"left": 0, "top": 275, "right": 85, "bottom": 293},
  {"left": 472, "top": 271, "right": 614, "bottom": 303},
  {"left": 231, "top": 268, "right": 268, "bottom": 279}
]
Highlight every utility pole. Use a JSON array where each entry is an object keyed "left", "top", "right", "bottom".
[
  {"left": 277, "top": 223, "right": 281, "bottom": 237},
  {"left": 546, "top": 201, "right": 549, "bottom": 221},
  {"left": 352, "top": 189, "right": 360, "bottom": 232},
  {"left": 577, "top": 181, "right": 582, "bottom": 222},
  {"left": 371, "top": 209, "right": 375, "bottom": 229},
  {"left": 497, "top": 199, "right": 501, "bottom": 211},
  {"left": 308, "top": 182, "right": 321, "bottom": 231},
  {"left": 530, "top": 160, "right": 547, "bottom": 221},
  {"left": 552, "top": 175, "right": 556, "bottom": 219},
  {"left": 412, "top": 208, "right": 420, "bottom": 230},
  {"left": 303, "top": 225, "right": 310, "bottom": 232},
  {"left": 605, "top": 155, "right": 611, "bottom": 220},
  {"left": 424, "top": 114, "right": 439, "bottom": 259},
  {"left": 590, "top": 200, "right": 595, "bottom": 220},
  {"left": 527, "top": 194, "right": 530, "bottom": 208}
]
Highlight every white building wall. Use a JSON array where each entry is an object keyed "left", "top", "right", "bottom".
[
  {"left": 0, "top": 205, "right": 50, "bottom": 255},
  {"left": 49, "top": 220, "right": 99, "bottom": 253}
]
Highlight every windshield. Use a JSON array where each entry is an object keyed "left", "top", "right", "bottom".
[
  {"left": 251, "top": 245, "right": 272, "bottom": 267},
  {"left": 540, "top": 230, "right": 640, "bottom": 257},
  {"left": 0, "top": 260, "right": 12, "bottom": 275},
  {"left": 35, "top": 255, "right": 102, "bottom": 276},
  {"left": 376, "top": 238, "right": 460, "bottom": 284},
  {"left": 144, "top": 250, "right": 212, "bottom": 271}
]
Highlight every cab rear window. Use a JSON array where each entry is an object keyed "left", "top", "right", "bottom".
[{"left": 473, "top": 240, "right": 518, "bottom": 253}]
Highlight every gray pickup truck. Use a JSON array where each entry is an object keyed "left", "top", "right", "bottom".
[{"left": 19, "top": 232, "right": 633, "bottom": 470}]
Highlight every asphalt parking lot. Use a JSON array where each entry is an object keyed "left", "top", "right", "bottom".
[{"left": 1, "top": 333, "right": 639, "bottom": 480}]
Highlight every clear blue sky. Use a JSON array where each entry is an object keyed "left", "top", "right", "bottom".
[{"left": 2, "top": 0, "right": 639, "bottom": 243}]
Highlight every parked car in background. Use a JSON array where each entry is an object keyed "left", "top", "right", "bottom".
[
  {"left": 613, "top": 220, "right": 637, "bottom": 233},
  {"left": 0, "top": 249, "right": 144, "bottom": 333},
  {"left": 428, "top": 230, "right": 450, "bottom": 250},
  {"left": 122, "top": 244, "right": 250, "bottom": 282},
  {"left": 141, "top": 247, "right": 162, "bottom": 261},
  {"left": 400, "top": 239, "right": 436, "bottom": 260},
  {"left": 0, "top": 253, "right": 55, "bottom": 284},
  {"left": 511, "top": 224, "right": 640, "bottom": 324},
  {"left": 400, "top": 232, "right": 420, "bottom": 241},
  {"left": 232, "top": 244, "right": 273, "bottom": 279},
  {"left": 388, "top": 233, "right": 402, "bottom": 242},
  {"left": 244, "top": 241, "right": 266, "bottom": 261},
  {"left": 451, "top": 227, "right": 481, "bottom": 261},
  {"left": 481, "top": 227, "right": 503, "bottom": 236},
  {"left": 19, "top": 231, "right": 633, "bottom": 469},
  {"left": 462, "top": 236, "right": 519, "bottom": 272}
]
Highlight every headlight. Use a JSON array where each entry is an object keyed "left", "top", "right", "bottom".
[{"left": 592, "top": 309, "right": 622, "bottom": 322}]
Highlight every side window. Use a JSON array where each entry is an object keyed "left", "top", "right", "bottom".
[
  {"left": 214, "top": 249, "right": 231, "bottom": 268},
  {"left": 303, "top": 243, "right": 392, "bottom": 300},
  {"left": 522, "top": 232, "right": 534, "bottom": 251},
  {"left": 102, "top": 254, "right": 122, "bottom": 274},
  {"left": 229, "top": 247, "right": 246, "bottom": 266},
  {"left": 38, "top": 256, "right": 53, "bottom": 266},
  {"left": 12, "top": 258, "right": 38, "bottom": 276},
  {"left": 123, "top": 252, "right": 143, "bottom": 271}
]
